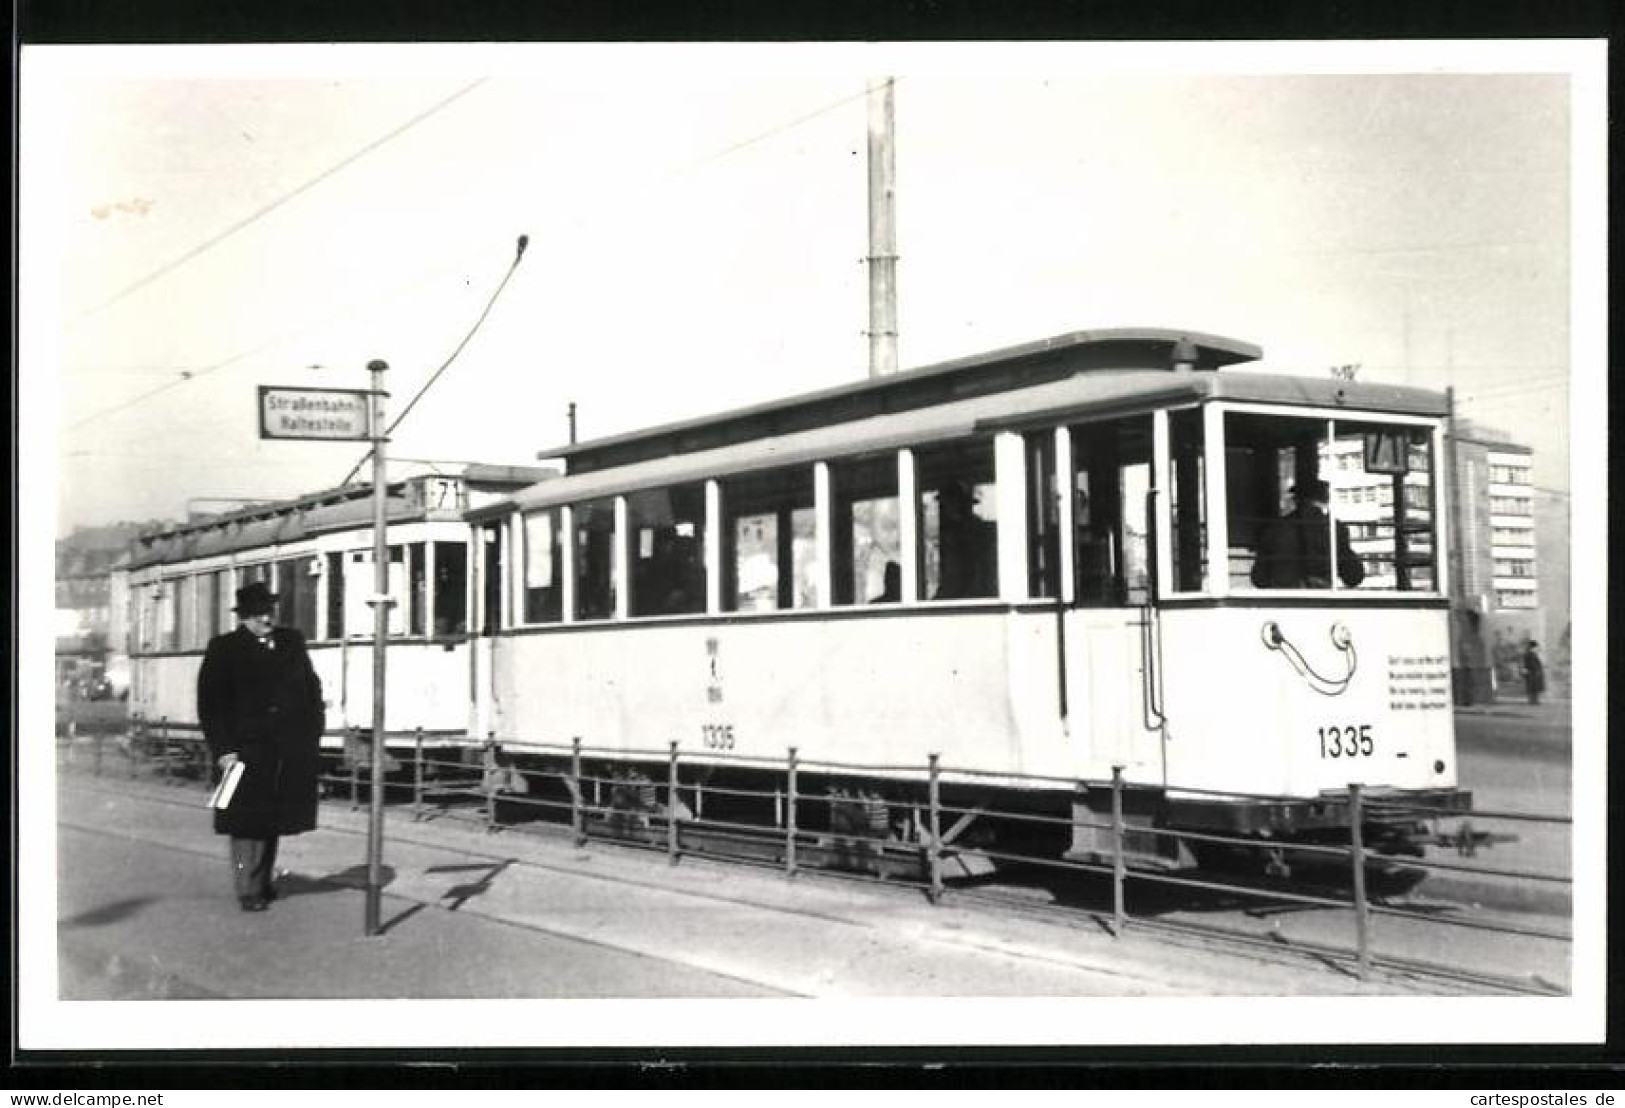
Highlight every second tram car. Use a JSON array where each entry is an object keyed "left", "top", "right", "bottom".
[
  {"left": 469, "top": 328, "right": 1469, "bottom": 873},
  {"left": 120, "top": 466, "right": 546, "bottom": 760}
]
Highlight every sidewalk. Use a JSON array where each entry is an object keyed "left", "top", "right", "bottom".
[{"left": 52, "top": 771, "right": 1451, "bottom": 1010}]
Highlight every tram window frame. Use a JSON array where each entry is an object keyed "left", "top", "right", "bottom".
[
  {"left": 627, "top": 483, "right": 707, "bottom": 618},
  {"left": 572, "top": 498, "right": 618, "bottom": 622},
  {"left": 1024, "top": 430, "right": 1061, "bottom": 600},
  {"left": 720, "top": 466, "right": 817, "bottom": 613},
  {"left": 830, "top": 452, "right": 901, "bottom": 607},
  {"left": 173, "top": 575, "right": 193, "bottom": 651},
  {"left": 1167, "top": 407, "right": 1207, "bottom": 594},
  {"left": 1225, "top": 409, "right": 1440, "bottom": 594},
  {"left": 1067, "top": 416, "right": 1154, "bottom": 607},
  {"left": 522, "top": 508, "right": 565, "bottom": 624},
  {"left": 282, "top": 555, "right": 320, "bottom": 639},
  {"left": 434, "top": 540, "right": 469, "bottom": 636},
  {"left": 915, "top": 439, "right": 999, "bottom": 603},
  {"left": 323, "top": 553, "right": 345, "bottom": 640}
]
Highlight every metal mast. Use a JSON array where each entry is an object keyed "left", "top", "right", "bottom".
[{"left": 867, "top": 77, "right": 899, "bottom": 377}]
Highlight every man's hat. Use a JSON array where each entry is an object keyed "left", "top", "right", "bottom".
[
  {"left": 233, "top": 581, "right": 278, "bottom": 616},
  {"left": 1292, "top": 478, "right": 1331, "bottom": 502}
]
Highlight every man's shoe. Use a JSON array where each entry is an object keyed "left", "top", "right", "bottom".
[{"left": 239, "top": 897, "right": 268, "bottom": 912}]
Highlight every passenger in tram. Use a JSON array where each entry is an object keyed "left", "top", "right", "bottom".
[
  {"left": 933, "top": 480, "right": 996, "bottom": 600},
  {"left": 1250, "top": 478, "right": 1365, "bottom": 590},
  {"left": 870, "top": 560, "right": 902, "bottom": 603}
]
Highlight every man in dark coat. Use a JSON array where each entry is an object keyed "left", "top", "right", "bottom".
[
  {"left": 197, "top": 581, "right": 326, "bottom": 911},
  {"left": 1251, "top": 478, "right": 1366, "bottom": 590},
  {"left": 1522, "top": 640, "right": 1546, "bottom": 706}
]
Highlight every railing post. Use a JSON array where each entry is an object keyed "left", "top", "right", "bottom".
[
  {"left": 1111, "top": 765, "right": 1127, "bottom": 937},
  {"left": 483, "top": 734, "right": 497, "bottom": 834},
  {"left": 570, "top": 737, "right": 586, "bottom": 846},
  {"left": 412, "top": 727, "right": 425, "bottom": 821},
  {"left": 349, "top": 727, "right": 360, "bottom": 810},
  {"left": 667, "top": 740, "right": 681, "bottom": 864},
  {"left": 67, "top": 719, "right": 77, "bottom": 769},
  {"left": 94, "top": 729, "right": 104, "bottom": 777},
  {"left": 160, "top": 716, "right": 173, "bottom": 784},
  {"left": 785, "top": 747, "right": 799, "bottom": 879},
  {"left": 927, "top": 753, "right": 944, "bottom": 904},
  {"left": 1349, "top": 782, "right": 1371, "bottom": 981}
]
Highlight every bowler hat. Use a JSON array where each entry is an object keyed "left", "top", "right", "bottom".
[
  {"left": 233, "top": 581, "right": 278, "bottom": 616},
  {"left": 1292, "top": 478, "right": 1331, "bottom": 502}
]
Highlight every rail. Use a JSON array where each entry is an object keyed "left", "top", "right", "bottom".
[{"left": 72, "top": 722, "right": 1571, "bottom": 993}]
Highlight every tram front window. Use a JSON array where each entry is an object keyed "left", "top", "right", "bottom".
[
  {"left": 1226, "top": 412, "right": 1437, "bottom": 592},
  {"left": 1068, "top": 416, "right": 1153, "bottom": 606}
]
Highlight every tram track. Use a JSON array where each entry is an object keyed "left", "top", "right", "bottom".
[{"left": 56, "top": 767, "right": 1568, "bottom": 997}]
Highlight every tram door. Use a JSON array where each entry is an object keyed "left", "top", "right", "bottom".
[
  {"left": 469, "top": 522, "right": 504, "bottom": 740},
  {"left": 1065, "top": 415, "right": 1166, "bottom": 779}
]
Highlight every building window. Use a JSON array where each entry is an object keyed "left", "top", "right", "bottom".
[
  {"left": 721, "top": 467, "right": 817, "bottom": 612},
  {"left": 1496, "top": 589, "right": 1538, "bottom": 610}
]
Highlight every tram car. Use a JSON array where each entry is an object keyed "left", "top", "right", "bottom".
[
  {"left": 118, "top": 466, "right": 546, "bottom": 763},
  {"left": 470, "top": 327, "right": 1470, "bottom": 875}
]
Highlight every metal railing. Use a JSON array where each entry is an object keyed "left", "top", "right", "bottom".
[{"left": 77, "top": 722, "right": 1571, "bottom": 991}]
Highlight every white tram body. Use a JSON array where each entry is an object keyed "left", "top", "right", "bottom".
[
  {"left": 472, "top": 328, "right": 1465, "bottom": 861},
  {"left": 118, "top": 468, "right": 543, "bottom": 753}
]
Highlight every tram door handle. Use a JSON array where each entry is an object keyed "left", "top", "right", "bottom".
[{"left": 1141, "top": 487, "right": 1166, "bottom": 729}]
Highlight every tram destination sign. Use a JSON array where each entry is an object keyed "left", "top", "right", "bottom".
[{"left": 258, "top": 385, "right": 371, "bottom": 441}]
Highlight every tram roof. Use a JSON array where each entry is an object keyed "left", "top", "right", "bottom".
[
  {"left": 539, "top": 328, "right": 1265, "bottom": 475},
  {"left": 487, "top": 332, "right": 1447, "bottom": 519}
]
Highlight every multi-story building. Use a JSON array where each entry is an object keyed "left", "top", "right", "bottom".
[{"left": 54, "top": 521, "right": 147, "bottom": 694}]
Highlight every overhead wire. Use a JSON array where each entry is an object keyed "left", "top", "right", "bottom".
[
  {"left": 63, "top": 81, "right": 874, "bottom": 440},
  {"left": 69, "top": 79, "right": 488, "bottom": 326}
]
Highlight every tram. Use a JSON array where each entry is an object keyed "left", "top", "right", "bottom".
[
  {"left": 469, "top": 327, "right": 1469, "bottom": 873},
  {"left": 118, "top": 466, "right": 545, "bottom": 759}
]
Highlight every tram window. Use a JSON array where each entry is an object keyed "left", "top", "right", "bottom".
[
  {"left": 434, "top": 541, "right": 468, "bottom": 635},
  {"left": 480, "top": 523, "right": 505, "bottom": 631},
  {"left": 173, "top": 576, "right": 192, "bottom": 650},
  {"left": 1227, "top": 412, "right": 1334, "bottom": 590},
  {"left": 324, "top": 553, "right": 345, "bottom": 639},
  {"left": 1168, "top": 408, "right": 1206, "bottom": 592},
  {"left": 283, "top": 556, "right": 319, "bottom": 639},
  {"left": 1024, "top": 431, "right": 1061, "bottom": 600},
  {"left": 1068, "top": 416, "right": 1153, "bottom": 606},
  {"left": 201, "top": 569, "right": 224, "bottom": 641},
  {"left": 629, "top": 484, "right": 707, "bottom": 617},
  {"left": 573, "top": 499, "right": 617, "bottom": 621},
  {"left": 830, "top": 453, "right": 900, "bottom": 606},
  {"left": 159, "top": 580, "right": 180, "bottom": 651},
  {"left": 1323, "top": 421, "right": 1436, "bottom": 591},
  {"left": 522, "top": 509, "right": 564, "bottom": 623},
  {"left": 721, "top": 467, "right": 817, "bottom": 612},
  {"left": 917, "top": 440, "right": 998, "bottom": 601},
  {"left": 409, "top": 545, "right": 427, "bottom": 635}
]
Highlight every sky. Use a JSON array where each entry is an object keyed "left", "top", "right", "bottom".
[{"left": 22, "top": 42, "right": 1599, "bottom": 537}]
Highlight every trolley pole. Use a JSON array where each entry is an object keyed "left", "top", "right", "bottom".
[
  {"left": 364, "top": 358, "right": 393, "bottom": 937},
  {"left": 866, "top": 76, "right": 899, "bottom": 377}
]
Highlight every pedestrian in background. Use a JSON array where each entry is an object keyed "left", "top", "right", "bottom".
[
  {"left": 197, "top": 581, "right": 326, "bottom": 911},
  {"left": 1521, "top": 640, "right": 1546, "bottom": 706}
]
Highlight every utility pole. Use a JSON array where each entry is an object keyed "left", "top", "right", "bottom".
[
  {"left": 867, "top": 77, "right": 899, "bottom": 377},
  {"left": 1444, "top": 384, "right": 1475, "bottom": 705},
  {"left": 364, "top": 358, "right": 393, "bottom": 936}
]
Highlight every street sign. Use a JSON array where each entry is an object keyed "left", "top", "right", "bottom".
[{"left": 258, "top": 385, "right": 371, "bottom": 441}]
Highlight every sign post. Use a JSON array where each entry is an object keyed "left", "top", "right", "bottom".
[
  {"left": 364, "top": 359, "right": 391, "bottom": 937},
  {"left": 257, "top": 375, "right": 390, "bottom": 936}
]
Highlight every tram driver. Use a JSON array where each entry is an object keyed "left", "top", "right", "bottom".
[{"left": 1250, "top": 478, "right": 1365, "bottom": 590}]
